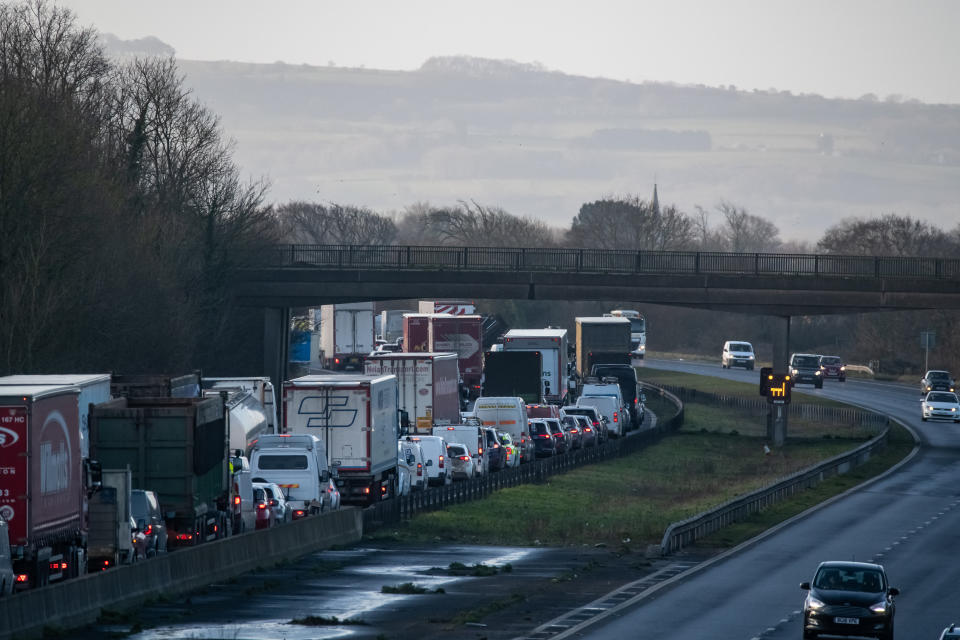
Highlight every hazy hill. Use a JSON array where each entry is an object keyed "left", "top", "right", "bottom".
[{"left": 159, "top": 52, "right": 960, "bottom": 241}]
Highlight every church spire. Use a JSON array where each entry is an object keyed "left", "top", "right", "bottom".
[{"left": 652, "top": 183, "right": 660, "bottom": 215}]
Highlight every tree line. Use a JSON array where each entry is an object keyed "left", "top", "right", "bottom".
[{"left": 2, "top": 0, "right": 957, "bottom": 377}]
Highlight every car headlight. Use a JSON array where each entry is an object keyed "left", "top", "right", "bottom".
[
  {"left": 870, "top": 600, "right": 887, "bottom": 613},
  {"left": 747, "top": 355, "right": 754, "bottom": 359},
  {"left": 805, "top": 595, "right": 825, "bottom": 610},
  {"left": 791, "top": 369, "right": 799, "bottom": 375},
  {"left": 815, "top": 371, "right": 822, "bottom": 376},
  {"left": 840, "top": 366, "right": 846, "bottom": 371},
  {"left": 952, "top": 407, "right": 957, "bottom": 412}
]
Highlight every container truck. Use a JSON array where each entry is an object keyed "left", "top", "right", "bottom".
[
  {"left": 377, "top": 309, "right": 413, "bottom": 343},
  {"left": 202, "top": 376, "right": 278, "bottom": 434},
  {"left": 0, "top": 373, "right": 111, "bottom": 458},
  {"left": 481, "top": 351, "right": 543, "bottom": 405},
  {"left": 430, "top": 314, "right": 484, "bottom": 400},
  {"left": 319, "top": 302, "right": 376, "bottom": 371},
  {"left": 111, "top": 371, "right": 201, "bottom": 399},
  {"left": 364, "top": 352, "right": 460, "bottom": 433},
  {"left": 283, "top": 375, "right": 400, "bottom": 505},
  {"left": 87, "top": 468, "right": 134, "bottom": 571},
  {"left": 90, "top": 396, "right": 232, "bottom": 548},
  {"left": 575, "top": 317, "right": 632, "bottom": 376},
  {"left": 403, "top": 313, "right": 432, "bottom": 353},
  {"left": 501, "top": 328, "right": 571, "bottom": 404},
  {"left": 0, "top": 385, "right": 100, "bottom": 590}
]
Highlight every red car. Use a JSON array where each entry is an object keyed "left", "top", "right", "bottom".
[{"left": 818, "top": 355, "right": 846, "bottom": 382}]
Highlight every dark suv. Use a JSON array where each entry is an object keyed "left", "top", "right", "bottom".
[
  {"left": 921, "top": 370, "right": 955, "bottom": 395},
  {"left": 529, "top": 420, "right": 556, "bottom": 457},
  {"left": 130, "top": 490, "right": 167, "bottom": 557},
  {"left": 801, "top": 561, "right": 897, "bottom": 640},
  {"left": 790, "top": 353, "right": 823, "bottom": 389}
]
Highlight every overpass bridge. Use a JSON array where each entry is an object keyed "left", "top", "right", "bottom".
[{"left": 238, "top": 244, "right": 960, "bottom": 445}]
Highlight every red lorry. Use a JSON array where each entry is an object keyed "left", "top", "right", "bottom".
[
  {"left": 430, "top": 314, "right": 484, "bottom": 401},
  {"left": 0, "top": 385, "right": 99, "bottom": 590}
]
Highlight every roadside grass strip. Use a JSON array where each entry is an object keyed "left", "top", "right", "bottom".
[{"left": 637, "top": 367, "right": 846, "bottom": 407}]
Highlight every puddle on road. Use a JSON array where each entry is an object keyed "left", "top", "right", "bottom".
[{"left": 129, "top": 619, "right": 359, "bottom": 640}]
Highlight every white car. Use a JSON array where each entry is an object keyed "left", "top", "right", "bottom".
[
  {"left": 252, "top": 481, "right": 291, "bottom": 525},
  {"left": 922, "top": 391, "right": 960, "bottom": 423},
  {"left": 447, "top": 443, "right": 476, "bottom": 480}
]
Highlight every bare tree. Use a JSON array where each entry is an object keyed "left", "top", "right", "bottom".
[
  {"left": 276, "top": 201, "right": 397, "bottom": 245},
  {"left": 817, "top": 214, "right": 958, "bottom": 257},
  {"left": 396, "top": 201, "right": 557, "bottom": 247},
  {"left": 568, "top": 196, "right": 696, "bottom": 250}
]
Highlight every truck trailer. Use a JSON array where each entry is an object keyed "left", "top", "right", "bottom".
[
  {"left": 283, "top": 375, "right": 400, "bottom": 505},
  {"left": 500, "top": 328, "right": 571, "bottom": 404},
  {"left": 319, "top": 302, "right": 376, "bottom": 371},
  {"left": 430, "top": 314, "right": 484, "bottom": 400},
  {"left": 0, "top": 385, "right": 98, "bottom": 590},
  {"left": 87, "top": 468, "right": 134, "bottom": 571},
  {"left": 575, "top": 317, "right": 632, "bottom": 377},
  {"left": 481, "top": 351, "right": 543, "bottom": 405},
  {"left": 364, "top": 352, "right": 460, "bottom": 433},
  {"left": 90, "top": 396, "right": 232, "bottom": 548}
]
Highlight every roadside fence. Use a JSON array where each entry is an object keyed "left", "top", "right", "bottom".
[
  {"left": 362, "top": 384, "right": 683, "bottom": 531},
  {"left": 660, "top": 384, "right": 888, "bottom": 432}
]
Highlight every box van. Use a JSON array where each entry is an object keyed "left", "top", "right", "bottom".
[
  {"left": 473, "top": 397, "right": 532, "bottom": 463},
  {"left": 577, "top": 395, "right": 625, "bottom": 437},
  {"left": 433, "top": 425, "right": 489, "bottom": 475},
  {"left": 250, "top": 434, "right": 332, "bottom": 518},
  {"left": 722, "top": 341, "right": 755, "bottom": 370},
  {"left": 403, "top": 435, "right": 451, "bottom": 486}
]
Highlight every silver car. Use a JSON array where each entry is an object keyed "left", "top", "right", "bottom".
[{"left": 447, "top": 443, "right": 475, "bottom": 480}]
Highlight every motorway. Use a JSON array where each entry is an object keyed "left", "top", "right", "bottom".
[
  {"left": 568, "top": 358, "right": 957, "bottom": 640},
  {"left": 85, "top": 360, "right": 957, "bottom": 640}
]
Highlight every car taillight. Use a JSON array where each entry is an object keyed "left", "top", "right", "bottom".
[
  {"left": 381, "top": 485, "right": 387, "bottom": 495},
  {"left": 459, "top": 456, "right": 470, "bottom": 461},
  {"left": 233, "top": 495, "right": 241, "bottom": 506},
  {"left": 144, "top": 525, "right": 153, "bottom": 536},
  {"left": 334, "top": 358, "right": 340, "bottom": 364},
  {"left": 176, "top": 533, "right": 193, "bottom": 541},
  {"left": 417, "top": 463, "right": 423, "bottom": 476},
  {"left": 585, "top": 427, "right": 592, "bottom": 432},
  {"left": 294, "top": 510, "right": 305, "bottom": 517},
  {"left": 554, "top": 432, "right": 562, "bottom": 438},
  {"left": 479, "top": 447, "right": 483, "bottom": 455},
  {"left": 613, "top": 412, "right": 618, "bottom": 422},
  {"left": 439, "top": 455, "right": 445, "bottom": 468},
  {"left": 15, "top": 574, "right": 28, "bottom": 583},
  {"left": 593, "top": 420, "right": 598, "bottom": 427},
  {"left": 257, "top": 504, "right": 267, "bottom": 510},
  {"left": 363, "top": 487, "right": 371, "bottom": 495},
  {"left": 49, "top": 562, "right": 67, "bottom": 571}
]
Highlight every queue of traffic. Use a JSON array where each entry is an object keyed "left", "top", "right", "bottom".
[{"left": 0, "top": 302, "right": 647, "bottom": 595}]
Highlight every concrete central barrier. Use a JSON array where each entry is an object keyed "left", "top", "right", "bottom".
[{"left": 0, "top": 507, "right": 362, "bottom": 640}]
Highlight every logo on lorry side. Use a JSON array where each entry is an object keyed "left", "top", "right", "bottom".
[
  {"left": 296, "top": 395, "right": 358, "bottom": 427},
  {"left": 40, "top": 410, "right": 71, "bottom": 495},
  {"left": 0, "top": 426, "right": 18, "bottom": 448}
]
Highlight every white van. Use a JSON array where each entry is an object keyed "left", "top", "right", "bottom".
[
  {"left": 397, "top": 440, "right": 426, "bottom": 493},
  {"left": 250, "top": 434, "right": 332, "bottom": 518},
  {"left": 722, "top": 341, "right": 755, "bottom": 370},
  {"left": 579, "top": 378, "right": 630, "bottom": 431},
  {"left": 577, "top": 395, "right": 625, "bottom": 438},
  {"left": 433, "top": 425, "right": 489, "bottom": 475},
  {"left": 403, "top": 435, "right": 451, "bottom": 486},
  {"left": 472, "top": 396, "right": 531, "bottom": 464}
]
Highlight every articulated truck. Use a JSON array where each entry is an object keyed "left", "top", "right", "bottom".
[{"left": 0, "top": 385, "right": 100, "bottom": 591}]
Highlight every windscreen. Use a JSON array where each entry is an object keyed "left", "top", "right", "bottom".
[
  {"left": 929, "top": 371, "right": 950, "bottom": 380},
  {"left": 130, "top": 492, "right": 149, "bottom": 519},
  {"left": 730, "top": 343, "right": 752, "bottom": 352},
  {"left": 629, "top": 318, "right": 645, "bottom": 333},
  {"left": 820, "top": 357, "right": 841, "bottom": 365},
  {"left": 793, "top": 355, "right": 819, "bottom": 367},
  {"left": 529, "top": 422, "right": 548, "bottom": 436},
  {"left": 447, "top": 444, "right": 467, "bottom": 456},
  {"left": 929, "top": 393, "right": 957, "bottom": 403},
  {"left": 256, "top": 454, "right": 309, "bottom": 470},
  {"left": 814, "top": 567, "right": 884, "bottom": 592}
]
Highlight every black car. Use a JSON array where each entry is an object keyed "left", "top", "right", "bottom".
[
  {"left": 482, "top": 426, "right": 506, "bottom": 471},
  {"left": 790, "top": 353, "right": 824, "bottom": 389},
  {"left": 801, "top": 561, "right": 897, "bottom": 640},
  {"left": 543, "top": 418, "right": 568, "bottom": 454},
  {"left": 529, "top": 420, "right": 556, "bottom": 457}
]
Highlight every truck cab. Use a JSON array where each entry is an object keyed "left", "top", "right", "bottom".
[{"left": 250, "top": 434, "right": 332, "bottom": 517}]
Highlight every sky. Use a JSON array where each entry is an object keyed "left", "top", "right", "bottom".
[{"left": 59, "top": 0, "right": 960, "bottom": 105}]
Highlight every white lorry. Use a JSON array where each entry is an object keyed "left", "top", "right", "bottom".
[
  {"left": 500, "top": 328, "right": 572, "bottom": 405},
  {"left": 250, "top": 434, "right": 332, "bottom": 518},
  {"left": 319, "top": 302, "right": 376, "bottom": 371},
  {"left": 364, "top": 352, "right": 461, "bottom": 433},
  {"left": 283, "top": 374, "right": 400, "bottom": 505}
]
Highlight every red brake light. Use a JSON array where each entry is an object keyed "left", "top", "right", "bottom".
[
  {"left": 417, "top": 463, "right": 423, "bottom": 476},
  {"left": 363, "top": 487, "right": 371, "bottom": 495},
  {"left": 439, "top": 455, "right": 445, "bottom": 468},
  {"left": 613, "top": 412, "right": 618, "bottom": 422},
  {"left": 15, "top": 574, "right": 28, "bottom": 583},
  {"left": 233, "top": 496, "right": 241, "bottom": 506},
  {"left": 459, "top": 455, "right": 470, "bottom": 461},
  {"left": 144, "top": 525, "right": 153, "bottom": 536},
  {"left": 294, "top": 510, "right": 305, "bottom": 517},
  {"left": 257, "top": 504, "right": 267, "bottom": 510}
]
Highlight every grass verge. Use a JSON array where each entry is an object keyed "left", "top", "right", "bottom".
[
  {"left": 638, "top": 367, "right": 846, "bottom": 407},
  {"left": 376, "top": 371, "right": 911, "bottom": 552}
]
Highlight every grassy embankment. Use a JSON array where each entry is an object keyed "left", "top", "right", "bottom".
[{"left": 374, "top": 370, "right": 912, "bottom": 551}]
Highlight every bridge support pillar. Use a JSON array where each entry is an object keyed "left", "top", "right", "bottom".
[
  {"left": 768, "top": 315, "right": 791, "bottom": 447},
  {"left": 264, "top": 306, "right": 291, "bottom": 424}
]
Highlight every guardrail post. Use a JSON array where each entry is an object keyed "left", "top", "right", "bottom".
[
  {"left": 348, "top": 245, "right": 354, "bottom": 268},
  {"left": 462, "top": 246, "right": 468, "bottom": 269},
  {"left": 636, "top": 250, "right": 642, "bottom": 273},
  {"left": 814, "top": 254, "right": 819, "bottom": 276},
  {"left": 578, "top": 249, "right": 584, "bottom": 272},
  {"left": 754, "top": 253, "right": 759, "bottom": 275},
  {"left": 695, "top": 252, "right": 700, "bottom": 274}
]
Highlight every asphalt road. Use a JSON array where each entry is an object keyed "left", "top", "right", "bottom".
[{"left": 569, "top": 358, "right": 957, "bottom": 640}]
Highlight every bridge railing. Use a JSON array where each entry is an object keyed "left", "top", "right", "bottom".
[{"left": 268, "top": 245, "right": 960, "bottom": 280}]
